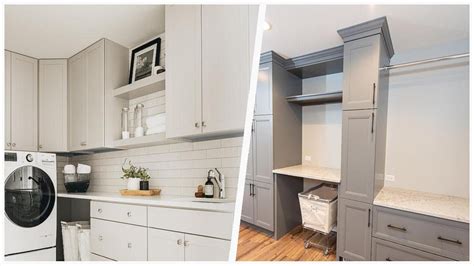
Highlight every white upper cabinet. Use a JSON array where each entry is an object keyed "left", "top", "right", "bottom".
[
  {"left": 201, "top": 5, "right": 250, "bottom": 134},
  {"left": 38, "top": 59, "right": 68, "bottom": 152},
  {"left": 68, "top": 39, "right": 128, "bottom": 151},
  {"left": 166, "top": 5, "right": 254, "bottom": 138},
  {"left": 6, "top": 52, "right": 38, "bottom": 151},
  {"left": 165, "top": 5, "right": 202, "bottom": 139}
]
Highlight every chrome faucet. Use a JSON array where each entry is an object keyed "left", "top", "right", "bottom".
[{"left": 212, "top": 168, "right": 226, "bottom": 199}]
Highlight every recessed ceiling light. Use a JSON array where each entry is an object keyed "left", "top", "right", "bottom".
[{"left": 263, "top": 21, "right": 272, "bottom": 31}]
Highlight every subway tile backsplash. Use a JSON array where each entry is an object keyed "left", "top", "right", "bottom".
[{"left": 62, "top": 137, "right": 243, "bottom": 198}]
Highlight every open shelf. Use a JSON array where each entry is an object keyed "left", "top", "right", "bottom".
[
  {"left": 286, "top": 91, "right": 342, "bottom": 106},
  {"left": 113, "top": 132, "right": 181, "bottom": 149},
  {"left": 113, "top": 72, "right": 165, "bottom": 100}
]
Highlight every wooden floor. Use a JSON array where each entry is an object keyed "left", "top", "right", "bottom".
[{"left": 237, "top": 223, "right": 337, "bottom": 261}]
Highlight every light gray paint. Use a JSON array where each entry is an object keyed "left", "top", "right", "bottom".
[
  {"left": 241, "top": 180, "right": 254, "bottom": 224},
  {"left": 274, "top": 174, "right": 304, "bottom": 240},
  {"left": 336, "top": 198, "right": 373, "bottom": 261},
  {"left": 254, "top": 115, "right": 273, "bottom": 184},
  {"left": 253, "top": 181, "right": 275, "bottom": 231}
]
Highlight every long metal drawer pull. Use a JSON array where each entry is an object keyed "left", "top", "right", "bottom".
[
  {"left": 367, "top": 209, "right": 371, "bottom": 227},
  {"left": 387, "top": 224, "right": 407, "bottom": 232},
  {"left": 371, "top": 112, "right": 375, "bottom": 133},
  {"left": 372, "top": 83, "right": 376, "bottom": 105},
  {"left": 438, "top": 236, "right": 462, "bottom": 245}
]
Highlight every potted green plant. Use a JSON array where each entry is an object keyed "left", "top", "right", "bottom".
[
  {"left": 137, "top": 166, "right": 151, "bottom": 190},
  {"left": 121, "top": 159, "right": 145, "bottom": 190}
]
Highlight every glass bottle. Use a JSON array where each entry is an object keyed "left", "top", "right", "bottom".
[
  {"left": 134, "top": 103, "right": 145, "bottom": 137},
  {"left": 121, "top": 107, "right": 129, "bottom": 139}
]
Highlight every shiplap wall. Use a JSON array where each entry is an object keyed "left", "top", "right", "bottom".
[
  {"left": 68, "top": 138, "right": 242, "bottom": 198},
  {"left": 56, "top": 155, "right": 69, "bottom": 193}
]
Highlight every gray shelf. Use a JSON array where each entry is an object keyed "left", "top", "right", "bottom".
[{"left": 286, "top": 91, "right": 342, "bottom": 106}]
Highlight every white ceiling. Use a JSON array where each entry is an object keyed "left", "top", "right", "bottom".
[
  {"left": 262, "top": 5, "right": 469, "bottom": 59},
  {"left": 5, "top": 5, "right": 165, "bottom": 58}
]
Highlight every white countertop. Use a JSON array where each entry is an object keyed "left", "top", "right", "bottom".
[
  {"left": 58, "top": 192, "right": 235, "bottom": 213},
  {"left": 373, "top": 187, "right": 469, "bottom": 223},
  {"left": 273, "top": 164, "right": 341, "bottom": 183}
]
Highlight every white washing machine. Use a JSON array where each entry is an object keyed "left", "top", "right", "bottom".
[{"left": 4, "top": 151, "right": 57, "bottom": 261}]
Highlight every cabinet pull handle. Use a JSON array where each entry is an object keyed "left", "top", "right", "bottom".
[
  {"left": 177, "top": 239, "right": 183, "bottom": 245},
  {"left": 371, "top": 112, "right": 375, "bottom": 134},
  {"left": 128, "top": 243, "right": 132, "bottom": 248},
  {"left": 194, "top": 122, "right": 200, "bottom": 128},
  {"left": 184, "top": 240, "right": 189, "bottom": 247},
  {"left": 372, "top": 83, "right": 376, "bottom": 105},
  {"left": 387, "top": 224, "right": 407, "bottom": 232},
  {"left": 6, "top": 142, "right": 11, "bottom": 147},
  {"left": 386, "top": 257, "right": 392, "bottom": 261},
  {"left": 99, "top": 235, "right": 103, "bottom": 241},
  {"left": 438, "top": 236, "right": 462, "bottom": 245},
  {"left": 127, "top": 211, "right": 132, "bottom": 217},
  {"left": 249, "top": 184, "right": 252, "bottom": 196},
  {"left": 367, "top": 209, "right": 371, "bottom": 227},
  {"left": 38, "top": 144, "right": 43, "bottom": 149},
  {"left": 80, "top": 141, "right": 86, "bottom": 146},
  {"left": 12, "top": 143, "right": 16, "bottom": 147},
  {"left": 98, "top": 208, "right": 102, "bottom": 213},
  {"left": 201, "top": 121, "right": 206, "bottom": 127}
]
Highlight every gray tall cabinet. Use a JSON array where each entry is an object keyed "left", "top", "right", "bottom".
[
  {"left": 336, "top": 17, "right": 394, "bottom": 261},
  {"left": 241, "top": 52, "right": 302, "bottom": 232}
]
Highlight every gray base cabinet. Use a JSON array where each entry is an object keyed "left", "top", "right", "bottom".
[
  {"left": 253, "top": 181, "right": 274, "bottom": 231},
  {"left": 372, "top": 238, "right": 452, "bottom": 261},
  {"left": 337, "top": 198, "right": 373, "bottom": 261},
  {"left": 241, "top": 180, "right": 255, "bottom": 224}
]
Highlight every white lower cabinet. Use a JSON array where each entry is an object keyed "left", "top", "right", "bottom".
[
  {"left": 184, "top": 234, "right": 230, "bottom": 261},
  {"left": 148, "top": 228, "right": 185, "bottom": 261},
  {"left": 90, "top": 218, "right": 147, "bottom": 261}
]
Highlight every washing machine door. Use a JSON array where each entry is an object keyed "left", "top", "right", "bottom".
[{"left": 4, "top": 165, "right": 55, "bottom": 228}]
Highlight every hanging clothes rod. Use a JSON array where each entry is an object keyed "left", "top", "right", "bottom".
[{"left": 380, "top": 53, "right": 469, "bottom": 71}]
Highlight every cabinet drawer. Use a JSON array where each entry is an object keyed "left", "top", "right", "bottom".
[
  {"left": 91, "top": 201, "right": 147, "bottom": 226},
  {"left": 148, "top": 207, "right": 233, "bottom": 240},
  {"left": 372, "top": 238, "right": 452, "bottom": 261},
  {"left": 373, "top": 206, "right": 469, "bottom": 260},
  {"left": 90, "top": 218, "right": 147, "bottom": 261}
]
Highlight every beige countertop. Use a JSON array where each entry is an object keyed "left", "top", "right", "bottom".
[
  {"left": 373, "top": 187, "right": 469, "bottom": 223},
  {"left": 58, "top": 192, "right": 235, "bottom": 213},
  {"left": 272, "top": 164, "right": 341, "bottom": 183}
]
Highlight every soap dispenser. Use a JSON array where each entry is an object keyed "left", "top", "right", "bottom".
[{"left": 204, "top": 170, "right": 215, "bottom": 198}]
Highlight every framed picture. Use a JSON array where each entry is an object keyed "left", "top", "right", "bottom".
[{"left": 129, "top": 37, "right": 161, "bottom": 83}]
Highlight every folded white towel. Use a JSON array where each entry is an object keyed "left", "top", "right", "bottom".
[
  {"left": 146, "top": 113, "right": 166, "bottom": 128},
  {"left": 146, "top": 125, "right": 166, "bottom": 135}
]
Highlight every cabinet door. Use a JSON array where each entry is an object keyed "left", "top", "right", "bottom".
[
  {"left": 165, "top": 5, "right": 202, "bottom": 138},
  {"left": 39, "top": 59, "right": 68, "bottom": 152},
  {"left": 340, "top": 109, "right": 376, "bottom": 203},
  {"left": 254, "top": 63, "right": 272, "bottom": 115},
  {"left": 68, "top": 53, "right": 87, "bottom": 151},
  {"left": 254, "top": 115, "right": 273, "bottom": 184},
  {"left": 246, "top": 120, "right": 255, "bottom": 181},
  {"left": 241, "top": 179, "right": 255, "bottom": 224},
  {"left": 342, "top": 35, "right": 381, "bottom": 110},
  {"left": 184, "top": 234, "right": 230, "bottom": 261},
  {"left": 84, "top": 40, "right": 105, "bottom": 149},
  {"left": 201, "top": 5, "right": 249, "bottom": 134},
  {"left": 337, "top": 198, "right": 372, "bottom": 261},
  {"left": 253, "top": 180, "right": 274, "bottom": 232},
  {"left": 5, "top": 50, "right": 11, "bottom": 149},
  {"left": 148, "top": 228, "right": 185, "bottom": 261},
  {"left": 10, "top": 53, "right": 38, "bottom": 151}
]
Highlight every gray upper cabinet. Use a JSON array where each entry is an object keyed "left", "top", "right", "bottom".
[
  {"left": 68, "top": 39, "right": 128, "bottom": 151},
  {"left": 7, "top": 52, "right": 38, "bottom": 151},
  {"left": 253, "top": 180, "right": 274, "bottom": 231},
  {"left": 342, "top": 35, "right": 381, "bottom": 111},
  {"left": 337, "top": 198, "right": 373, "bottom": 261},
  {"left": 254, "top": 63, "right": 272, "bottom": 115},
  {"left": 39, "top": 59, "right": 68, "bottom": 152},
  {"left": 254, "top": 115, "right": 273, "bottom": 184},
  {"left": 340, "top": 109, "right": 376, "bottom": 203}
]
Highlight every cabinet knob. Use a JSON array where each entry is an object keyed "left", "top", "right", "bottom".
[
  {"left": 6, "top": 142, "right": 11, "bottom": 147},
  {"left": 201, "top": 121, "right": 206, "bottom": 127},
  {"left": 127, "top": 243, "right": 132, "bottom": 248},
  {"left": 80, "top": 141, "right": 87, "bottom": 146},
  {"left": 177, "top": 239, "right": 183, "bottom": 246},
  {"left": 184, "top": 240, "right": 189, "bottom": 247},
  {"left": 98, "top": 208, "right": 102, "bottom": 213},
  {"left": 127, "top": 211, "right": 132, "bottom": 217},
  {"left": 38, "top": 144, "right": 43, "bottom": 149},
  {"left": 194, "top": 122, "right": 200, "bottom": 128},
  {"left": 99, "top": 235, "right": 103, "bottom": 241},
  {"left": 11, "top": 143, "right": 16, "bottom": 147}
]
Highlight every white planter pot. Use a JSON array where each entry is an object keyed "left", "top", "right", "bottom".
[{"left": 127, "top": 178, "right": 141, "bottom": 190}]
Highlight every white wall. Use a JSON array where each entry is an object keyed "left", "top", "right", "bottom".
[{"left": 301, "top": 39, "right": 469, "bottom": 198}]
